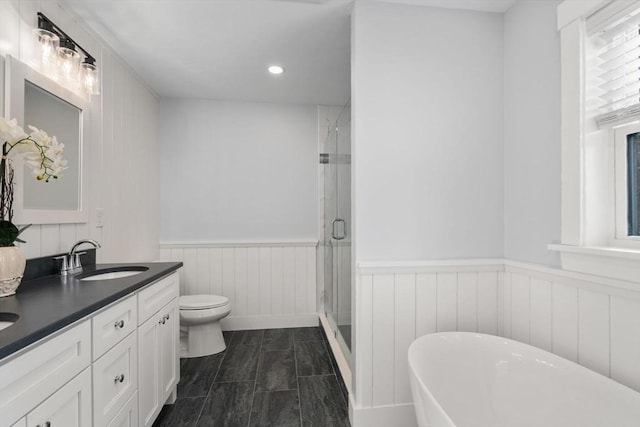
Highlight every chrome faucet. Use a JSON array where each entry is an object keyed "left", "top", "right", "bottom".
[{"left": 56, "top": 239, "right": 101, "bottom": 275}]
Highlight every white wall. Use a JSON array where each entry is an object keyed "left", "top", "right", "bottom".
[
  {"left": 159, "top": 98, "right": 318, "bottom": 243},
  {"left": 0, "top": 0, "right": 160, "bottom": 262},
  {"left": 504, "top": 0, "right": 562, "bottom": 267},
  {"left": 351, "top": 2, "right": 504, "bottom": 424},
  {"left": 352, "top": 0, "right": 504, "bottom": 261}
]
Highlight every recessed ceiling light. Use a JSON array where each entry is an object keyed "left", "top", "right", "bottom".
[{"left": 268, "top": 65, "right": 285, "bottom": 75}]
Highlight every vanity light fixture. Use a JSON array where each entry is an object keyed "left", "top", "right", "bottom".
[
  {"left": 81, "top": 57, "right": 100, "bottom": 95},
  {"left": 34, "top": 18, "right": 59, "bottom": 76},
  {"left": 57, "top": 38, "right": 80, "bottom": 83},
  {"left": 35, "top": 12, "right": 100, "bottom": 95},
  {"left": 268, "top": 65, "right": 285, "bottom": 75}
]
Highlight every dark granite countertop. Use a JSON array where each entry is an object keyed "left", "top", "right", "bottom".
[{"left": 0, "top": 261, "right": 183, "bottom": 361}]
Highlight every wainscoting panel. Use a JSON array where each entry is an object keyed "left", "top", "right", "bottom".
[
  {"left": 355, "top": 261, "right": 504, "bottom": 415},
  {"left": 159, "top": 242, "right": 318, "bottom": 330},
  {"left": 503, "top": 262, "right": 640, "bottom": 392},
  {"left": 353, "top": 259, "right": 640, "bottom": 427}
]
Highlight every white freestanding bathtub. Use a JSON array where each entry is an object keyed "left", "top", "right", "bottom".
[{"left": 408, "top": 332, "right": 640, "bottom": 427}]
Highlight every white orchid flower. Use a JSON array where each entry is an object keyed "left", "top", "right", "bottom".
[
  {"left": 0, "top": 117, "right": 27, "bottom": 146},
  {"left": 1, "top": 118, "right": 67, "bottom": 181}
]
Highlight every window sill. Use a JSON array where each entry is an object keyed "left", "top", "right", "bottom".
[{"left": 548, "top": 244, "right": 640, "bottom": 283}]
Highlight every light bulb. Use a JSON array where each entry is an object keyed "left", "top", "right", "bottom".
[
  {"left": 81, "top": 61, "right": 100, "bottom": 95},
  {"left": 57, "top": 41, "right": 80, "bottom": 83},
  {"left": 35, "top": 28, "right": 59, "bottom": 76}
]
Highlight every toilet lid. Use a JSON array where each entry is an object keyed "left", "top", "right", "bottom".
[{"left": 180, "top": 295, "right": 229, "bottom": 309}]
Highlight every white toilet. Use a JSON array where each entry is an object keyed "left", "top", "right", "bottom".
[{"left": 179, "top": 294, "right": 231, "bottom": 358}]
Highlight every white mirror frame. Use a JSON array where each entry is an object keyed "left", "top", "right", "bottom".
[{"left": 4, "top": 55, "right": 89, "bottom": 224}]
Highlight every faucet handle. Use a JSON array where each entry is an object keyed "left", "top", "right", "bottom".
[
  {"left": 54, "top": 255, "right": 70, "bottom": 274},
  {"left": 70, "top": 251, "right": 87, "bottom": 269}
]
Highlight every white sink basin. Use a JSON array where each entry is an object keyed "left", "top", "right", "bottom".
[
  {"left": 79, "top": 267, "right": 149, "bottom": 281},
  {"left": 0, "top": 313, "right": 18, "bottom": 331}
]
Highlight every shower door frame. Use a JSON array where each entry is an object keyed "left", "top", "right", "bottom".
[{"left": 322, "top": 113, "right": 351, "bottom": 364}]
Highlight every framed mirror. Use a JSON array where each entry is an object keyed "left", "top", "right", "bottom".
[{"left": 4, "top": 55, "right": 89, "bottom": 224}]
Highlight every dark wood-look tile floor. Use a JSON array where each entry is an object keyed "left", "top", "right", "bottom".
[{"left": 153, "top": 327, "right": 350, "bottom": 427}]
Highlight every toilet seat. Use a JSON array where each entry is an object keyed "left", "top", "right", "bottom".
[{"left": 180, "top": 295, "right": 229, "bottom": 310}]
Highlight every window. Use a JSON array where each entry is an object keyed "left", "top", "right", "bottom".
[
  {"left": 555, "top": 0, "right": 640, "bottom": 282},
  {"left": 627, "top": 131, "right": 640, "bottom": 235},
  {"left": 614, "top": 122, "right": 640, "bottom": 242},
  {"left": 588, "top": 2, "right": 640, "bottom": 247},
  {"left": 590, "top": 4, "right": 640, "bottom": 128}
]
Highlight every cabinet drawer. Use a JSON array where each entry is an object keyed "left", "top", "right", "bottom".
[
  {"left": 93, "top": 295, "right": 137, "bottom": 359},
  {"left": 107, "top": 391, "right": 138, "bottom": 427},
  {"left": 26, "top": 367, "right": 92, "bottom": 427},
  {"left": 0, "top": 320, "right": 91, "bottom": 427},
  {"left": 137, "top": 272, "right": 179, "bottom": 325},
  {"left": 93, "top": 332, "right": 138, "bottom": 427}
]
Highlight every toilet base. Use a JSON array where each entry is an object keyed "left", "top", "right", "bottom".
[{"left": 180, "top": 320, "right": 227, "bottom": 358}]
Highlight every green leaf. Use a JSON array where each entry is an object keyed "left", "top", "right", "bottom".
[{"left": 0, "top": 220, "right": 19, "bottom": 247}]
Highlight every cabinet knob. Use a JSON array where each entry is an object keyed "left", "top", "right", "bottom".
[
  {"left": 114, "top": 374, "right": 125, "bottom": 383},
  {"left": 164, "top": 314, "right": 170, "bottom": 321},
  {"left": 114, "top": 320, "right": 125, "bottom": 329},
  {"left": 159, "top": 318, "right": 166, "bottom": 325},
  {"left": 36, "top": 423, "right": 51, "bottom": 427}
]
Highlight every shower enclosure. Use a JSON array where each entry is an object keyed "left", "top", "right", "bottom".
[{"left": 320, "top": 102, "right": 351, "bottom": 362}]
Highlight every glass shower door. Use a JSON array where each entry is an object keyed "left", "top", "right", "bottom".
[{"left": 322, "top": 106, "right": 351, "bottom": 360}]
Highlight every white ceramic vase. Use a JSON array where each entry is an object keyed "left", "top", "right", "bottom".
[{"left": 0, "top": 246, "right": 26, "bottom": 297}]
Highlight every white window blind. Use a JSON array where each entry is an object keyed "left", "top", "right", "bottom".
[{"left": 589, "top": 1, "right": 640, "bottom": 127}]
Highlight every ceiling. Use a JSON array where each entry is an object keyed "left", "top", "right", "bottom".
[{"left": 63, "top": 0, "right": 517, "bottom": 106}]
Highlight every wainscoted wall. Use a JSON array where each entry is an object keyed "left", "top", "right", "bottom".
[
  {"left": 352, "top": 259, "right": 640, "bottom": 427},
  {"left": 502, "top": 261, "right": 640, "bottom": 392},
  {"left": 353, "top": 260, "right": 503, "bottom": 426},
  {"left": 159, "top": 242, "right": 318, "bottom": 330}
]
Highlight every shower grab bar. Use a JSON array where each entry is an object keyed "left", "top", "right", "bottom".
[{"left": 332, "top": 218, "right": 346, "bottom": 240}]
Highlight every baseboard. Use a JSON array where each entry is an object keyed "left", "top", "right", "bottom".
[
  {"left": 221, "top": 314, "right": 319, "bottom": 331},
  {"left": 352, "top": 403, "right": 417, "bottom": 427}
]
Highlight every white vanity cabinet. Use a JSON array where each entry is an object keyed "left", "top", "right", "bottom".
[
  {"left": 92, "top": 295, "right": 137, "bottom": 358},
  {"left": 91, "top": 295, "right": 138, "bottom": 427},
  {"left": 6, "top": 368, "right": 92, "bottom": 427},
  {"left": 0, "top": 269, "right": 180, "bottom": 427},
  {"left": 25, "top": 367, "right": 92, "bottom": 427},
  {"left": 0, "top": 320, "right": 91, "bottom": 427},
  {"left": 137, "top": 273, "right": 180, "bottom": 427},
  {"left": 92, "top": 332, "right": 138, "bottom": 427},
  {"left": 106, "top": 391, "right": 138, "bottom": 427}
]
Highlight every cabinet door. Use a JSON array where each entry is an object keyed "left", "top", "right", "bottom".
[
  {"left": 138, "top": 315, "right": 160, "bottom": 427},
  {"left": 159, "top": 298, "right": 179, "bottom": 402},
  {"left": 106, "top": 391, "right": 138, "bottom": 427},
  {"left": 93, "top": 332, "right": 138, "bottom": 427},
  {"left": 26, "top": 368, "right": 92, "bottom": 427},
  {"left": 0, "top": 321, "right": 91, "bottom": 427},
  {"left": 138, "top": 272, "right": 179, "bottom": 325}
]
